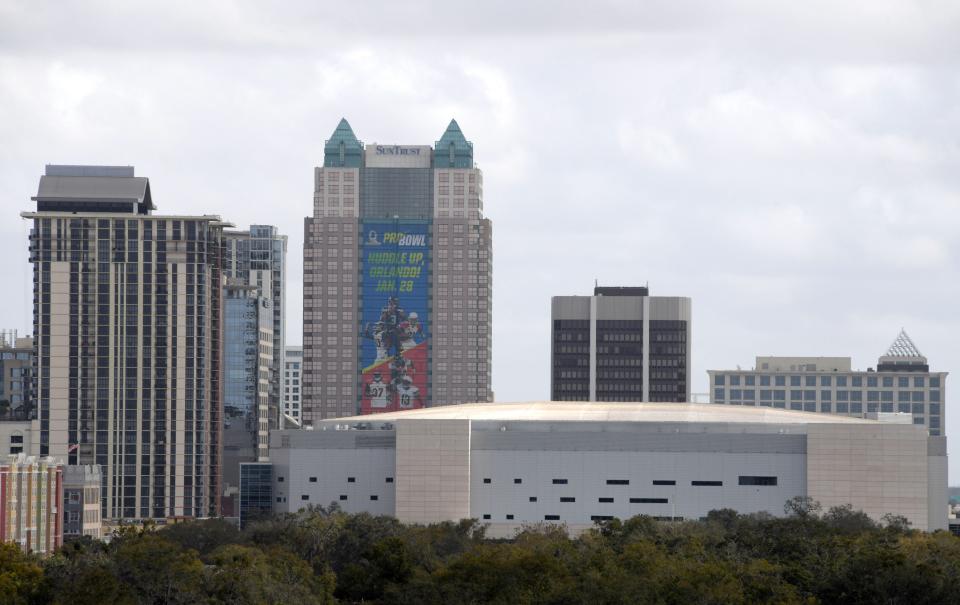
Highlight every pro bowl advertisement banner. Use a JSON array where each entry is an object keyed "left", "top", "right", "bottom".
[{"left": 359, "top": 220, "right": 429, "bottom": 414}]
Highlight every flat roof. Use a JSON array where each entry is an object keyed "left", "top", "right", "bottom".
[{"left": 320, "top": 402, "right": 879, "bottom": 425}]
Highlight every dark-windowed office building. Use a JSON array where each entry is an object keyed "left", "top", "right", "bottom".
[{"left": 551, "top": 286, "right": 691, "bottom": 402}]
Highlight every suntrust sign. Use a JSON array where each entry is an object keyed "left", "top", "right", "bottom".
[
  {"left": 365, "top": 144, "right": 432, "bottom": 167},
  {"left": 375, "top": 145, "right": 422, "bottom": 156}
]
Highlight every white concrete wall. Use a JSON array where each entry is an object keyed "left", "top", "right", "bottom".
[
  {"left": 271, "top": 446, "right": 395, "bottom": 515},
  {"left": 470, "top": 450, "right": 804, "bottom": 526},
  {"left": 927, "top": 448, "right": 948, "bottom": 531}
]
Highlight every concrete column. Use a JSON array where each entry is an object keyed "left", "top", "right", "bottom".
[
  {"left": 642, "top": 296, "right": 650, "bottom": 402},
  {"left": 395, "top": 418, "right": 471, "bottom": 523},
  {"left": 588, "top": 296, "right": 597, "bottom": 402}
]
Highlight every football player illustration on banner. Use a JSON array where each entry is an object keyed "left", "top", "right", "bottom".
[{"left": 359, "top": 220, "right": 430, "bottom": 414}]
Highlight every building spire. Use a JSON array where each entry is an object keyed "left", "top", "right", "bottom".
[
  {"left": 884, "top": 328, "right": 923, "bottom": 358},
  {"left": 323, "top": 118, "right": 363, "bottom": 168},
  {"left": 434, "top": 119, "right": 473, "bottom": 168}
]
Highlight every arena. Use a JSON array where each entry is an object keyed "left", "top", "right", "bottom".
[{"left": 267, "top": 402, "right": 947, "bottom": 535}]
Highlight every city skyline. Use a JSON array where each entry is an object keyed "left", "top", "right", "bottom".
[{"left": 1, "top": 2, "right": 958, "bottom": 482}]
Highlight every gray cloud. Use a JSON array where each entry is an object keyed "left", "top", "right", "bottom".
[{"left": 2, "top": 1, "right": 959, "bottom": 481}]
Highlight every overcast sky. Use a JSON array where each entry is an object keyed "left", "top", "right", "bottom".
[{"left": 2, "top": 1, "right": 959, "bottom": 481}]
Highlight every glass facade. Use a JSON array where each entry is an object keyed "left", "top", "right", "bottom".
[
  {"left": 552, "top": 320, "right": 590, "bottom": 400},
  {"left": 360, "top": 168, "right": 433, "bottom": 220},
  {"left": 239, "top": 462, "right": 273, "bottom": 528},
  {"left": 224, "top": 226, "right": 286, "bottom": 430},
  {"left": 596, "top": 320, "right": 644, "bottom": 401}
]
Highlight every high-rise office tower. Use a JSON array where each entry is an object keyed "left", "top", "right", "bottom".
[
  {"left": 302, "top": 119, "right": 492, "bottom": 423},
  {"left": 551, "top": 286, "right": 692, "bottom": 402},
  {"left": 221, "top": 284, "right": 273, "bottom": 517},
  {"left": 224, "top": 226, "right": 287, "bottom": 414},
  {"left": 23, "top": 165, "right": 228, "bottom": 521},
  {"left": 283, "top": 346, "right": 303, "bottom": 425},
  {"left": 707, "top": 329, "right": 947, "bottom": 436}
]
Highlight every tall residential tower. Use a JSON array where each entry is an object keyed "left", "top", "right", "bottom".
[
  {"left": 23, "top": 165, "right": 228, "bottom": 521},
  {"left": 302, "top": 119, "right": 492, "bottom": 423}
]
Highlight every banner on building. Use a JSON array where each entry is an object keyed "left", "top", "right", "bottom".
[{"left": 359, "top": 220, "right": 429, "bottom": 414}]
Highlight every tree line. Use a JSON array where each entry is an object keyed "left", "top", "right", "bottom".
[{"left": 1, "top": 497, "right": 959, "bottom": 604}]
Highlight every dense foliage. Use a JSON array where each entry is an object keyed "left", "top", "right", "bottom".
[{"left": 0, "top": 499, "right": 958, "bottom": 604}]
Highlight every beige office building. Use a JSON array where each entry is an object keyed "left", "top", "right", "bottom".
[{"left": 708, "top": 330, "right": 947, "bottom": 436}]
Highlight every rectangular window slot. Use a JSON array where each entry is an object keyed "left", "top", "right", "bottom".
[
  {"left": 738, "top": 476, "right": 777, "bottom": 486},
  {"left": 529, "top": 496, "right": 538, "bottom": 502},
  {"left": 309, "top": 477, "right": 317, "bottom": 483},
  {"left": 591, "top": 515, "right": 613, "bottom": 521},
  {"left": 482, "top": 514, "right": 491, "bottom": 520},
  {"left": 514, "top": 478, "right": 522, "bottom": 484},
  {"left": 347, "top": 477, "right": 356, "bottom": 483},
  {"left": 370, "top": 495, "right": 379, "bottom": 501},
  {"left": 691, "top": 481, "right": 723, "bottom": 486},
  {"left": 545, "top": 515, "right": 560, "bottom": 521},
  {"left": 277, "top": 477, "right": 284, "bottom": 482},
  {"left": 301, "top": 495, "right": 309, "bottom": 500},
  {"left": 385, "top": 477, "right": 394, "bottom": 483},
  {"left": 599, "top": 497, "right": 614, "bottom": 503},
  {"left": 606, "top": 480, "right": 629, "bottom": 485},
  {"left": 483, "top": 478, "right": 491, "bottom": 484},
  {"left": 552, "top": 479, "right": 568, "bottom": 485},
  {"left": 339, "top": 494, "right": 348, "bottom": 500},
  {"left": 652, "top": 480, "right": 675, "bottom": 485},
  {"left": 560, "top": 497, "right": 575, "bottom": 503},
  {"left": 506, "top": 514, "right": 514, "bottom": 520},
  {"left": 630, "top": 498, "right": 668, "bottom": 504}
]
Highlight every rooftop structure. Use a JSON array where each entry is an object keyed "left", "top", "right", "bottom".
[{"left": 32, "top": 164, "right": 153, "bottom": 214}]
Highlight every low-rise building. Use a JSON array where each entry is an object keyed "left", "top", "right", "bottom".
[
  {"left": 0, "top": 454, "right": 63, "bottom": 554},
  {"left": 708, "top": 330, "right": 947, "bottom": 436},
  {"left": 63, "top": 465, "right": 102, "bottom": 540}
]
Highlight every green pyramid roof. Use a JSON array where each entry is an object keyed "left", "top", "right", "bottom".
[
  {"left": 434, "top": 119, "right": 473, "bottom": 168},
  {"left": 324, "top": 118, "right": 363, "bottom": 168}
]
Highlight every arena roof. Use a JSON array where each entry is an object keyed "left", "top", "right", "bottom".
[{"left": 324, "top": 402, "right": 879, "bottom": 425}]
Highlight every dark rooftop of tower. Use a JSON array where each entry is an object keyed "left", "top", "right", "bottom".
[
  {"left": 594, "top": 286, "right": 650, "bottom": 297},
  {"left": 31, "top": 165, "right": 154, "bottom": 214}
]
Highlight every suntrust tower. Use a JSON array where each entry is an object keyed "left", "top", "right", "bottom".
[{"left": 301, "top": 119, "right": 493, "bottom": 423}]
